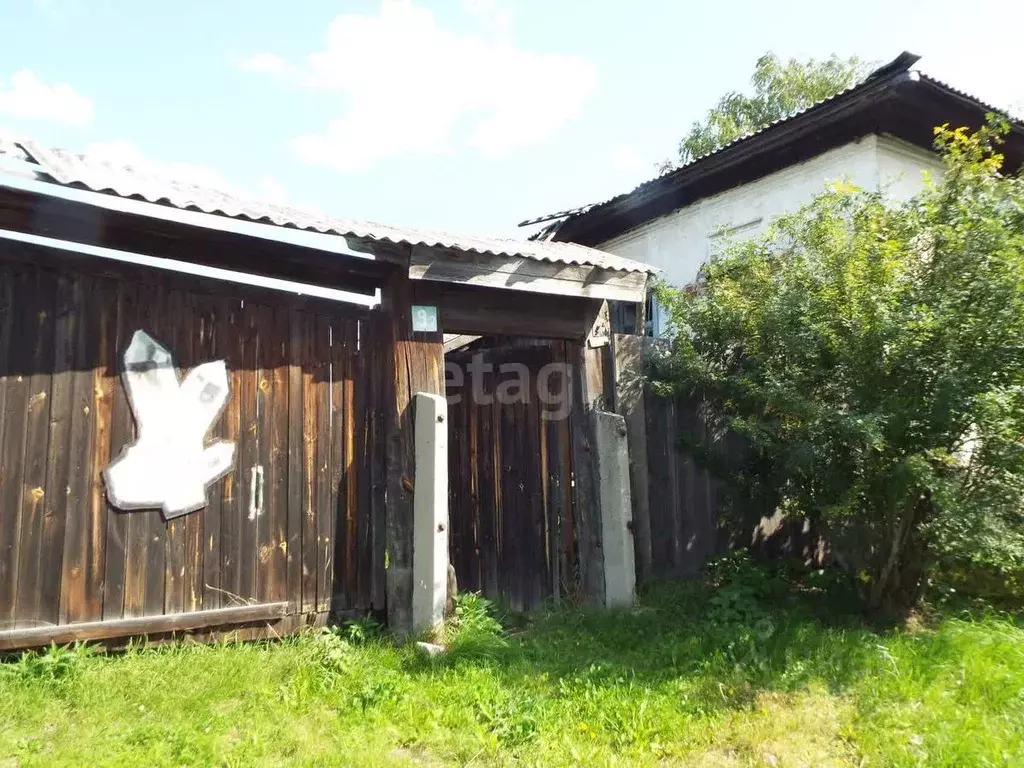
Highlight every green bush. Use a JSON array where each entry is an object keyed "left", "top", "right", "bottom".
[{"left": 655, "top": 118, "right": 1024, "bottom": 609}]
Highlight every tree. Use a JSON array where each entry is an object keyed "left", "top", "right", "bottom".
[
  {"left": 669, "top": 53, "right": 869, "bottom": 169},
  {"left": 653, "top": 120, "right": 1024, "bottom": 609}
]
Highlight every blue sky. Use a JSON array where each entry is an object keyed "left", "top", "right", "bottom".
[{"left": 2, "top": 0, "right": 1022, "bottom": 238}]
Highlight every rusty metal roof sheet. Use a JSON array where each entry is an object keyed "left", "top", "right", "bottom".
[{"left": 4, "top": 139, "right": 656, "bottom": 274}]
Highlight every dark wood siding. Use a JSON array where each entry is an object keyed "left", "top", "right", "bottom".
[
  {"left": 446, "top": 341, "right": 580, "bottom": 611},
  {"left": 0, "top": 258, "right": 385, "bottom": 642}
]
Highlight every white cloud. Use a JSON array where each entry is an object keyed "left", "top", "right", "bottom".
[
  {"left": 0, "top": 69, "right": 94, "bottom": 126},
  {"left": 234, "top": 53, "right": 293, "bottom": 79},
  {"left": 247, "top": 0, "right": 597, "bottom": 172},
  {"left": 462, "top": 0, "right": 513, "bottom": 34}
]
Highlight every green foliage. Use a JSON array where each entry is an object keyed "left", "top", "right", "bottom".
[
  {"left": 655, "top": 118, "right": 1024, "bottom": 608},
  {"left": 340, "top": 615, "right": 382, "bottom": 645},
  {"left": 441, "top": 591, "right": 510, "bottom": 662},
  {"left": 1, "top": 642, "right": 95, "bottom": 686},
  {"left": 669, "top": 52, "right": 868, "bottom": 168},
  {"left": 451, "top": 591, "right": 504, "bottom": 636}
]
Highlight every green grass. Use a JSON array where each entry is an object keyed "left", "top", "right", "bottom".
[{"left": 2, "top": 578, "right": 1023, "bottom": 767}]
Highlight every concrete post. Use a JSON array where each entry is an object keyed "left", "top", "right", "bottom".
[
  {"left": 593, "top": 410, "right": 636, "bottom": 608},
  {"left": 412, "top": 392, "right": 449, "bottom": 637}
]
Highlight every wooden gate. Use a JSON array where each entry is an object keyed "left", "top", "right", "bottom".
[
  {"left": 445, "top": 341, "right": 580, "bottom": 611},
  {"left": 0, "top": 257, "right": 387, "bottom": 642}
]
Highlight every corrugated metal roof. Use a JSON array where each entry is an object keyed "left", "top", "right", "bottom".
[
  {"left": 2, "top": 139, "right": 656, "bottom": 274},
  {"left": 521, "top": 51, "right": 1017, "bottom": 240}
]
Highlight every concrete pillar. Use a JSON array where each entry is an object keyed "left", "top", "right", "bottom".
[
  {"left": 594, "top": 409, "right": 636, "bottom": 608},
  {"left": 411, "top": 392, "right": 449, "bottom": 637}
]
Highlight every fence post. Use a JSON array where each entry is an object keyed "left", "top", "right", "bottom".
[
  {"left": 593, "top": 410, "right": 636, "bottom": 608},
  {"left": 412, "top": 392, "right": 448, "bottom": 637},
  {"left": 570, "top": 300, "right": 611, "bottom": 606},
  {"left": 381, "top": 270, "right": 445, "bottom": 638},
  {"left": 612, "top": 334, "right": 652, "bottom": 586}
]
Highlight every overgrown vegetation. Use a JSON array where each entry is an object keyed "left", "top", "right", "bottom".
[
  {"left": 3, "top": 562, "right": 1023, "bottom": 766},
  {"left": 655, "top": 120, "right": 1024, "bottom": 609}
]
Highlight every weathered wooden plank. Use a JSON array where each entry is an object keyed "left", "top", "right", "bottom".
[
  {"left": 525, "top": 370, "right": 547, "bottom": 609},
  {"left": 332, "top": 319, "right": 354, "bottom": 612},
  {"left": 352, "top": 323, "right": 372, "bottom": 610},
  {"left": 200, "top": 295, "right": 227, "bottom": 611},
  {"left": 0, "top": 266, "right": 13, "bottom": 477},
  {"left": 218, "top": 299, "right": 245, "bottom": 606},
  {"left": 612, "top": 334, "right": 652, "bottom": 585},
  {"left": 266, "top": 306, "right": 290, "bottom": 605},
  {"left": 568, "top": 345, "right": 603, "bottom": 605},
  {"left": 0, "top": 268, "right": 37, "bottom": 625},
  {"left": 237, "top": 302, "right": 261, "bottom": 602},
  {"left": 253, "top": 303, "right": 275, "bottom": 604},
  {"left": 645, "top": 390, "right": 678, "bottom": 578},
  {"left": 315, "top": 314, "right": 334, "bottom": 613},
  {"left": 136, "top": 287, "right": 168, "bottom": 618},
  {"left": 447, "top": 387, "right": 465, "bottom": 587},
  {"left": 103, "top": 280, "right": 137, "bottom": 620},
  {"left": 285, "top": 310, "right": 305, "bottom": 611},
  {"left": 553, "top": 341, "right": 577, "bottom": 599},
  {"left": 38, "top": 275, "right": 77, "bottom": 624},
  {"left": 181, "top": 293, "right": 206, "bottom": 614},
  {"left": 182, "top": 294, "right": 208, "bottom": 613},
  {"left": 300, "top": 311, "right": 318, "bottom": 614},
  {"left": 163, "top": 289, "right": 189, "bottom": 616},
  {"left": 453, "top": 383, "right": 473, "bottom": 590},
  {"left": 409, "top": 244, "right": 649, "bottom": 303},
  {"left": 412, "top": 281, "right": 600, "bottom": 340},
  {"left": 479, "top": 365, "right": 500, "bottom": 597},
  {"left": 0, "top": 601, "right": 290, "bottom": 651},
  {"left": 465, "top": 379, "right": 482, "bottom": 592},
  {"left": 498, "top": 387, "right": 518, "bottom": 608},
  {"left": 82, "top": 277, "right": 116, "bottom": 622},
  {"left": 368, "top": 318, "right": 388, "bottom": 613},
  {"left": 14, "top": 268, "right": 57, "bottom": 628},
  {"left": 60, "top": 274, "right": 101, "bottom": 624}
]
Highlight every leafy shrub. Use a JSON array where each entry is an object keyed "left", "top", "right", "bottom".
[
  {"left": 341, "top": 615, "right": 381, "bottom": 645},
  {"left": 655, "top": 119, "right": 1024, "bottom": 609},
  {"left": 452, "top": 592, "right": 504, "bottom": 636}
]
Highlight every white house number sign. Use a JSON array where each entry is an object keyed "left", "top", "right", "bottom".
[{"left": 103, "top": 330, "right": 236, "bottom": 520}]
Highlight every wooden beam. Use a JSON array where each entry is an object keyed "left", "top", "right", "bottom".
[
  {"left": 379, "top": 270, "right": 445, "bottom": 636},
  {"left": 411, "top": 281, "right": 601, "bottom": 340},
  {"left": 569, "top": 301, "right": 612, "bottom": 606},
  {"left": 0, "top": 601, "right": 289, "bottom": 651},
  {"left": 409, "top": 244, "right": 649, "bottom": 303},
  {"left": 0, "top": 183, "right": 389, "bottom": 295},
  {"left": 612, "top": 334, "right": 652, "bottom": 585},
  {"left": 443, "top": 334, "right": 481, "bottom": 353},
  {"left": 0, "top": 238, "right": 375, "bottom": 319}
]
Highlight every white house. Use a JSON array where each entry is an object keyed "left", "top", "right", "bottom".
[{"left": 522, "top": 52, "right": 1024, "bottom": 336}]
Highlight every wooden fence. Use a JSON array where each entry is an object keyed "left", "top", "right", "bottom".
[
  {"left": 614, "top": 335, "right": 828, "bottom": 584},
  {"left": 446, "top": 341, "right": 581, "bottom": 610},
  {"left": 0, "top": 259, "right": 386, "bottom": 642}
]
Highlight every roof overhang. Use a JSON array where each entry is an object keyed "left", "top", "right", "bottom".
[
  {"left": 549, "top": 66, "right": 1024, "bottom": 247},
  {"left": 0, "top": 174, "right": 391, "bottom": 298}
]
